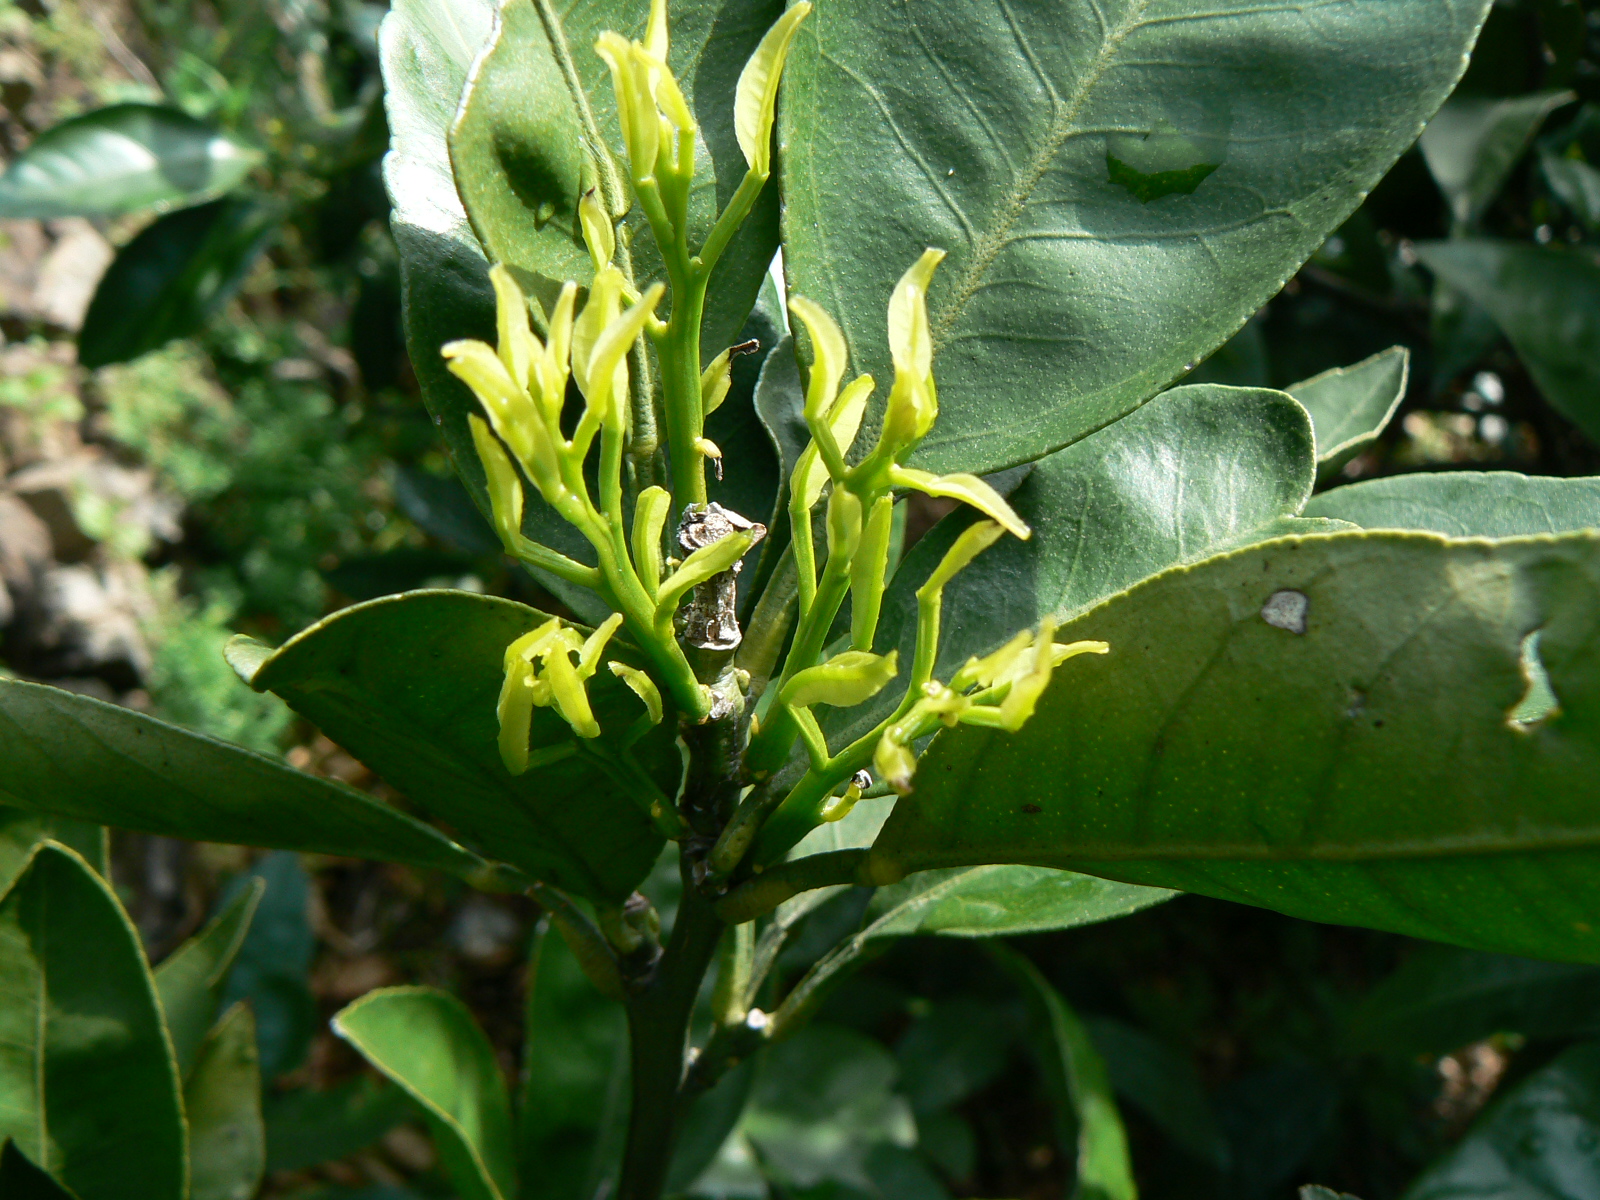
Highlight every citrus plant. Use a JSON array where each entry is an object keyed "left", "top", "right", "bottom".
[{"left": 4, "top": 0, "right": 1600, "bottom": 1197}]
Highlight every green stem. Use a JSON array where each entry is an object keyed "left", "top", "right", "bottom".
[{"left": 616, "top": 861, "right": 724, "bottom": 1200}]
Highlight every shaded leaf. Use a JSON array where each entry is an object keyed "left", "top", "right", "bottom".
[
  {"left": 1403, "top": 1040, "right": 1600, "bottom": 1200},
  {"left": 155, "top": 877, "right": 265, "bottom": 1079},
  {"left": 264, "top": 1077, "right": 413, "bottom": 1174},
  {"left": 0, "top": 679, "right": 502, "bottom": 884},
  {"left": 79, "top": 197, "right": 279, "bottom": 368},
  {"left": 0, "top": 1141, "right": 76, "bottom": 1200},
  {"left": 994, "top": 947, "right": 1136, "bottom": 1200},
  {"left": 0, "top": 806, "right": 105, "bottom": 895},
  {"left": 1348, "top": 945, "right": 1600, "bottom": 1057},
  {"left": 1306, "top": 471, "right": 1600, "bottom": 536},
  {"left": 186, "top": 1004, "right": 265, "bottom": 1200},
  {"left": 1419, "top": 91, "right": 1574, "bottom": 227},
  {"left": 869, "top": 531, "right": 1600, "bottom": 963},
  {"left": 218, "top": 853, "right": 317, "bottom": 1081},
  {"left": 1541, "top": 149, "right": 1600, "bottom": 232},
  {"left": 1086, "top": 1017, "right": 1228, "bottom": 1168},
  {"left": 1415, "top": 240, "right": 1600, "bottom": 444},
  {"left": 246, "top": 590, "right": 671, "bottom": 902},
  {"left": 1220, "top": 1064, "right": 1338, "bottom": 1200},
  {"left": 0, "top": 843, "right": 185, "bottom": 1200},
  {"left": 335, "top": 986, "right": 518, "bottom": 1200},
  {"left": 1285, "top": 346, "right": 1408, "bottom": 480},
  {"left": 780, "top": 0, "right": 1490, "bottom": 474},
  {"left": 0, "top": 104, "right": 259, "bottom": 219}
]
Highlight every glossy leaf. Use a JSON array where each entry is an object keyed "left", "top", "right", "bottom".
[
  {"left": 1347, "top": 945, "right": 1600, "bottom": 1057},
  {"left": 1285, "top": 346, "right": 1408, "bottom": 480},
  {"left": 1415, "top": 240, "right": 1600, "bottom": 444},
  {"left": 155, "top": 877, "right": 265, "bottom": 1078},
  {"left": 0, "top": 679, "right": 501, "bottom": 882},
  {"left": 244, "top": 590, "right": 671, "bottom": 902},
  {"left": 78, "top": 196, "right": 279, "bottom": 368},
  {"left": 780, "top": 0, "right": 1490, "bottom": 474},
  {"left": 869, "top": 531, "right": 1600, "bottom": 963},
  {"left": 1402, "top": 1040, "right": 1600, "bottom": 1200},
  {"left": 1418, "top": 90, "right": 1574, "bottom": 227},
  {"left": 0, "top": 103, "right": 259, "bottom": 219},
  {"left": 447, "top": 0, "right": 781, "bottom": 354},
  {"left": 995, "top": 947, "right": 1136, "bottom": 1200},
  {"left": 0, "top": 806, "right": 105, "bottom": 895},
  {"left": 0, "top": 843, "right": 186, "bottom": 1200},
  {"left": 1306, "top": 471, "right": 1600, "bottom": 537},
  {"left": 827, "top": 383, "right": 1315, "bottom": 749},
  {"left": 186, "top": 1004, "right": 265, "bottom": 1200},
  {"left": 335, "top": 986, "right": 519, "bottom": 1200}
]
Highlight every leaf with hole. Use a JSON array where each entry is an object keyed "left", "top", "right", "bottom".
[
  {"left": 335, "top": 986, "right": 519, "bottom": 1200},
  {"left": 243, "top": 590, "right": 673, "bottom": 902},
  {"left": 0, "top": 104, "right": 260, "bottom": 219},
  {"left": 870, "top": 530, "right": 1600, "bottom": 963},
  {"left": 780, "top": 0, "right": 1490, "bottom": 474}
]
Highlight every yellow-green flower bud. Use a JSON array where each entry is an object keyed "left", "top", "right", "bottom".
[
  {"left": 826, "top": 487, "right": 862, "bottom": 561},
  {"left": 878, "top": 248, "right": 944, "bottom": 454},
  {"left": 609, "top": 661, "right": 664, "bottom": 727},
  {"left": 780, "top": 649, "right": 899, "bottom": 709},
  {"left": 631, "top": 485, "right": 671, "bottom": 597},
  {"left": 850, "top": 494, "right": 895, "bottom": 651},
  {"left": 468, "top": 414, "right": 524, "bottom": 553},
  {"left": 889, "top": 466, "right": 1030, "bottom": 540},
  {"left": 734, "top": 2, "right": 811, "bottom": 179},
  {"left": 579, "top": 189, "right": 615, "bottom": 272}
]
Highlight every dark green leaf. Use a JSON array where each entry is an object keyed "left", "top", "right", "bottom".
[
  {"left": 1285, "top": 346, "right": 1408, "bottom": 479},
  {"left": 1415, "top": 240, "right": 1600, "bottom": 444},
  {"left": 218, "top": 853, "right": 317, "bottom": 1081},
  {"left": 895, "top": 998, "right": 1015, "bottom": 1117},
  {"left": 0, "top": 679, "right": 502, "bottom": 883},
  {"left": 155, "top": 877, "right": 265, "bottom": 1078},
  {"left": 246, "top": 590, "right": 670, "bottom": 901},
  {"left": 1402, "top": 1040, "right": 1600, "bottom": 1200},
  {"left": 185, "top": 1004, "right": 265, "bottom": 1200},
  {"left": 0, "top": 1142, "right": 76, "bottom": 1200},
  {"left": 0, "top": 806, "right": 105, "bottom": 895},
  {"left": 1305, "top": 471, "right": 1600, "bottom": 536},
  {"left": 780, "top": 0, "right": 1490, "bottom": 474},
  {"left": 1348, "top": 945, "right": 1600, "bottom": 1057},
  {"left": 0, "top": 843, "right": 186, "bottom": 1200},
  {"left": 447, "top": 0, "right": 781, "bottom": 355},
  {"left": 1541, "top": 149, "right": 1600, "bottom": 232},
  {"left": 869, "top": 531, "right": 1600, "bottom": 963},
  {"left": 335, "top": 986, "right": 519, "bottom": 1200},
  {"left": 518, "top": 920, "right": 629, "bottom": 1200},
  {"left": 1302, "top": 1188, "right": 1363, "bottom": 1200},
  {"left": 264, "top": 1077, "right": 413, "bottom": 1174},
  {"left": 667, "top": 1060, "right": 755, "bottom": 1196},
  {"left": 1220, "top": 1065, "right": 1338, "bottom": 1200},
  {"left": 1086, "top": 1016, "right": 1228, "bottom": 1168},
  {"left": 828, "top": 383, "right": 1315, "bottom": 749},
  {"left": 0, "top": 104, "right": 259, "bottom": 219},
  {"left": 1418, "top": 91, "right": 1574, "bottom": 227},
  {"left": 78, "top": 196, "right": 279, "bottom": 369},
  {"left": 994, "top": 947, "right": 1136, "bottom": 1200}
]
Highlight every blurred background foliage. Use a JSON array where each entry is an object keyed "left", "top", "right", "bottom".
[{"left": 1, "top": 0, "right": 1599, "bottom": 1196}]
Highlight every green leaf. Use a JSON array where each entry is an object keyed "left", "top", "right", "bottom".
[
  {"left": 0, "top": 679, "right": 501, "bottom": 884},
  {"left": 245, "top": 590, "right": 670, "bottom": 902},
  {"left": 869, "top": 530, "right": 1600, "bottom": 963},
  {"left": 779, "top": 0, "right": 1490, "bottom": 475},
  {"left": 1347, "top": 945, "right": 1600, "bottom": 1058},
  {"left": 1415, "top": 240, "right": 1600, "bottom": 445},
  {"left": 1541, "top": 149, "right": 1600, "bottom": 232},
  {"left": 0, "top": 806, "right": 105, "bottom": 895},
  {"left": 1285, "top": 346, "right": 1408, "bottom": 480},
  {"left": 827, "top": 383, "right": 1315, "bottom": 748},
  {"left": 155, "top": 877, "right": 265, "bottom": 1079},
  {"left": 1418, "top": 90, "right": 1574, "bottom": 227},
  {"left": 1086, "top": 1017, "right": 1228, "bottom": 1169},
  {"left": 518, "top": 919, "right": 629, "bottom": 1200},
  {"left": 1305, "top": 471, "right": 1600, "bottom": 537},
  {"left": 185, "top": 1004, "right": 265, "bottom": 1200},
  {"left": 1302, "top": 1187, "right": 1363, "bottom": 1200},
  {"left": 0, "top": 104, "right": 260, "bottom": 219},
  {"left": 78, "top": 196, "right": 279, "bottom": 369},
  {"left": 0, "top": 1142, "right": 76, "bottom": 1199},
  {"left": 1402, "top": 1040, "right": 1600, "bottom": 1200},
  {"left": 334, "top": 986, "right": 519, "bottom": 1200},
  {"left": 993, "top": 947, "right": 1136, "bottom": 1200},
  {"left": 218, "top": 853, "right": 318, "bottom": 1081},
  {"left": 264, "top": 1077, "right": 413, "bottom": 1174},
  {"left": 446, "top": 0, "right": 782, "bottom": 355},
  {"left": 0, "top": 843, "right": 186, "bottom": 1200}
]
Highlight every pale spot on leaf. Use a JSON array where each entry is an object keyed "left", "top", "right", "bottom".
[{"left": 1260, "top": 589, "right": 1308, "bottom": 634}]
